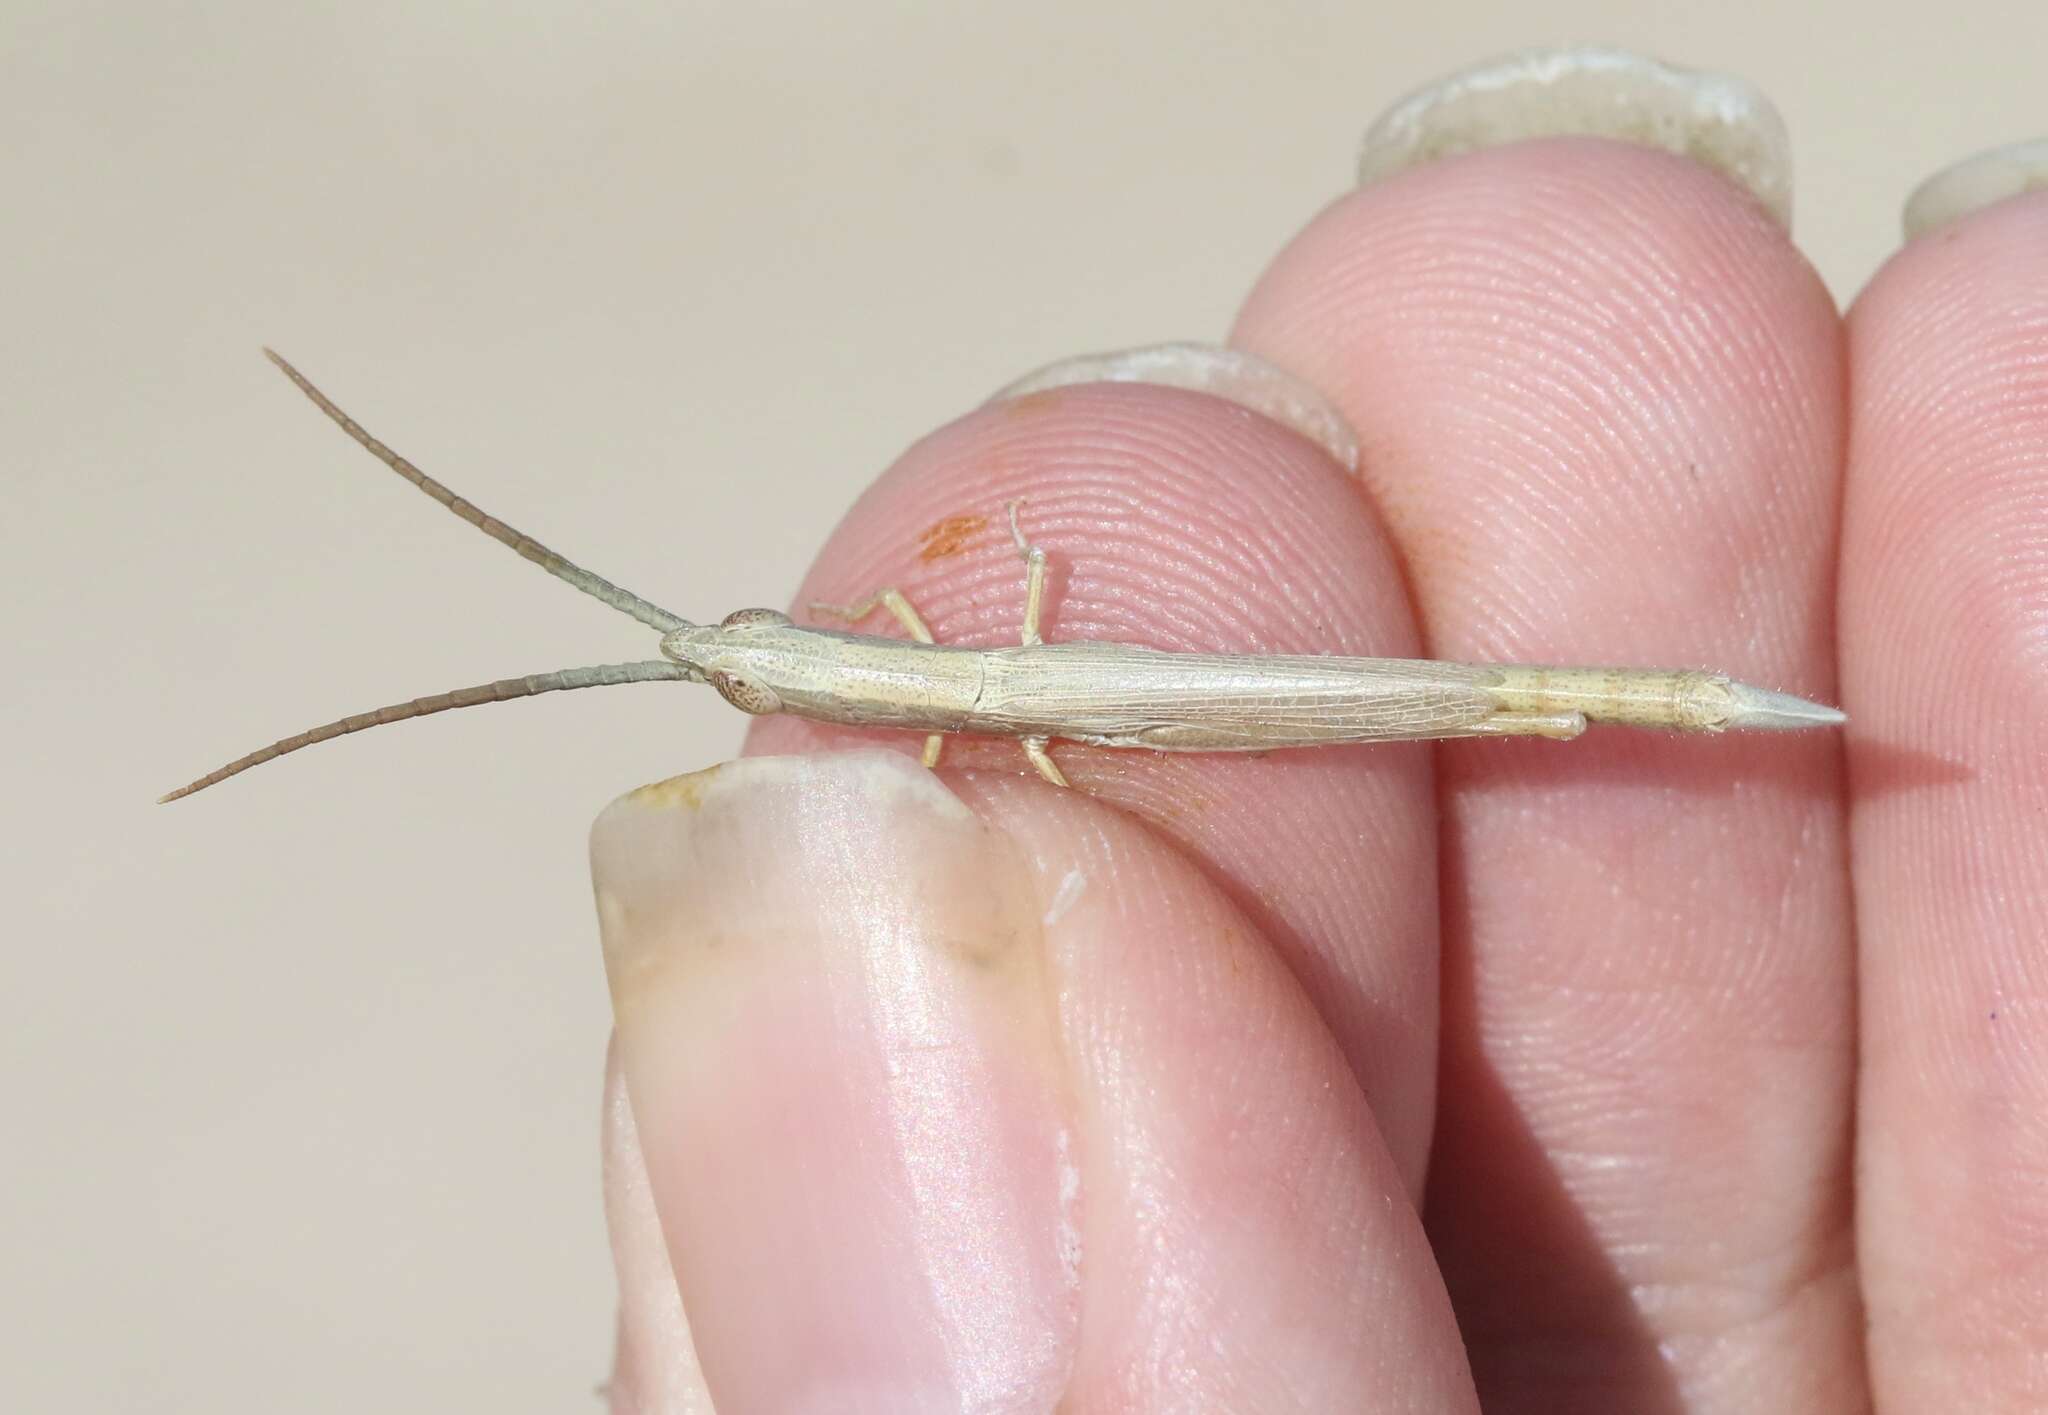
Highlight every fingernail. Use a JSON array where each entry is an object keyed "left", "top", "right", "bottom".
[
  {"left": 1902, "top": 139, "right": 2048, "bottom": 242},
  {"left": 988, "top": 341, "right": 1361, "bottom": 471},
  {"left": 1359, "top": 46, "right": 1792, "bottom": 229},
  {"left": 591, "top": 752, "right": 1078, "bottom": 1411}
]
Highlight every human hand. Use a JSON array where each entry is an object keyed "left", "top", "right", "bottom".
[{"left": 589, "top": 50, "right": 2047, "bottom": 1413}]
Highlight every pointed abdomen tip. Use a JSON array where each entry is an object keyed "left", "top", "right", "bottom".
[{"left": 1726, "top": 682, "right": 1848, "bottom": 731}]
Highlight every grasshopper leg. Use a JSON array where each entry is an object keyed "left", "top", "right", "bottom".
[
  {"left": 1465, "top": 710, "right": 1587, "bottom": 740},
  {"left": 1022, "top": 736, "right": 1068, "bottom": 787},
  {"left": 808, "top": 586, "right": 936, "bottom": 643},
  {"left": 1005, "top": 501, "right": 1050, "bottom": 647},
  {"left": 1007, "top": 504, "right": 1066, "bottom": 785},
  {"left": 809, "top": 586, "right": 944, "bottom": 768}
]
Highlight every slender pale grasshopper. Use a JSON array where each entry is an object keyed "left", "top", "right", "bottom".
[{"left": 162, "top": 351, "right": 1844, "bottom": 802}]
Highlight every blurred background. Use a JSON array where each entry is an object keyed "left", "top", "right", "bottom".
[{"left": 5, "top": 2, "right": 2041, "bottom": 1409}]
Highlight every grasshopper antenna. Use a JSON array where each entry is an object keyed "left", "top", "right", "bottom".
[
  {"left": 160, "top": 661, "right": 694, "bottom": 803},
  {"left": 161, "top": 355, "right": 703, "bottom": 801},
  {"left": 261, "top": 348, "right": 690, "bottom": 633}
]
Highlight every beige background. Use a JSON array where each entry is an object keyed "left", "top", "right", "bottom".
[{"left": 5, "top": 2, "right": 2040, "bottom": 1409}]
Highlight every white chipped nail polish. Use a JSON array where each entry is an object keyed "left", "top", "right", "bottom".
[
  {"left": 988, "top": 341, "right": 1361, "bottom": 471},
  {"left": 1902, "top": 139, "right": 2048, "bottom": 242},
  {"left": 1359, "top": 46, "right": 1793, "bottom": 229}
]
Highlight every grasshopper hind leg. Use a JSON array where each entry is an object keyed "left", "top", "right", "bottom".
[{"left": 1466, "top": 710, "right": 1588, "bottom": 740}]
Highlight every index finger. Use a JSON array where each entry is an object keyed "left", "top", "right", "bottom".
[{"left": 743, "top": 370, "right": 1446, "bottom": 1189}]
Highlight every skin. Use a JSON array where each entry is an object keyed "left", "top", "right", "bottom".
[{"left": 592, "top": 136, "right": 2048, "bottom": 1412}]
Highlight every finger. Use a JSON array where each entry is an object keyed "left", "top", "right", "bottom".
[
  {"left": 1843, "top": 181, "right": 2048, "bottom": 1407},
  {"left": 743, "top": 372, "right": 1447, "bottom": 1194},
  {"left": 1234, "top": 68, "right": 1856, "bottom": 1410},
  {"left": 591, "top": 752, "right": 1476, "bottom": 1410},
  {"left": 598, "top": 1037, "right": 713, "bottom": 1414}
]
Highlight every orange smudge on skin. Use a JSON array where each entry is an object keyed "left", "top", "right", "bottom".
[{"left": 917, "top": 514, "right": 988, "bottom": 561}]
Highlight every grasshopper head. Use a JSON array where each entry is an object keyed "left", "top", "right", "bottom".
[{"left": 659, "top": 609, "right": 797, "bottom": 715}]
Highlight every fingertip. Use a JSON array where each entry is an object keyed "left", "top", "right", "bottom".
[
  {"left": 1234, "top": 134, "right": 1841, "bottom": 644},
  {"left": 1236, "top": 114, "right": 1856, "bottom": 1406},
  {"left": 1843, "top": 187, "right": 2048, "bottom": 1404},
  {"left": 742, "top": 378, "right": 1449, "bottom": 1193},
  {"left": 591, "top": 752, "right": 1079, "bottom": 1411}
]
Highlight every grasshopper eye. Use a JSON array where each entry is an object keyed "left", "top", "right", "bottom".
[
  {"left": 709, "top": 670, "right": 782, "bottom": 715},
  {"left": 722, "top": 608, "right": 791, "bottom": 629}
]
